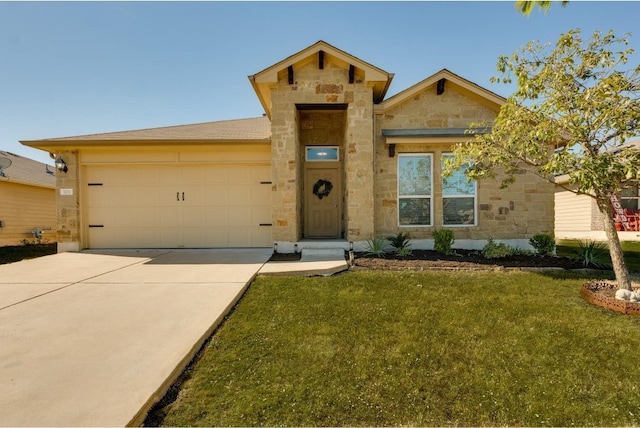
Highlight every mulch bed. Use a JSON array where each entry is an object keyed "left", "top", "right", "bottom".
[
  {"left": 270, "top": 249, "right": 601, "bottom": 271},
  {"left": 352, "top": 249, "right": 594, "bottom": 271}
]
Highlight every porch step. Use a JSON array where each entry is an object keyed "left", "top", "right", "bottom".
[{"left": 300, "top": 248, "right": 346, "bottom": 262}]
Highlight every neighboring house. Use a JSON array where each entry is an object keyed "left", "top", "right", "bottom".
[
  {"left": 0, "top": 150, "right": 56, "bottom": 246},
  {"left": 22, "top": 41, "right": 554, "bottom": 253},
  {"left": 555, "top": 140, "right": 640, "bottom": 241}
]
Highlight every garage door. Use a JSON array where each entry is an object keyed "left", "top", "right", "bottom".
[{"left": 85, "top": 164, "right": 272, "bottom": 248}]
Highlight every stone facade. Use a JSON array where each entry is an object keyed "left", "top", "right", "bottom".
[
  {"left": 55, "top": 150, "right": 81, "bottom": 252},
  {"left": 270, "top": 59, "right": 375, "bottom": 243},
  {"left": 373, "top": 83, "right": 554, "bottom": 245},
  {"left": 27, "top": 41, "right": 558, "bottom": 252}
]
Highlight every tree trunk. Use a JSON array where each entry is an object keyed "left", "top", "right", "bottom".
[{"left": 597, "top": 197, "right": 632, "bottom": 290}]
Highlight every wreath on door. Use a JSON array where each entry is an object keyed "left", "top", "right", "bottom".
[{"left": 312, "top": 179, "right": 333, "bottom": 199}]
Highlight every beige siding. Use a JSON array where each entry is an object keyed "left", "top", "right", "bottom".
[
  {"left": 554, "top": 189, "right": 593, "bottom": 233},
  {"left": 0, "top": 181, "right": 56, "bottom": 246}
]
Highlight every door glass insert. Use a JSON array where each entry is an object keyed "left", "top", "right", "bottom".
[{"left": 306, "top": 146, "right": 339, "bottom": 161}]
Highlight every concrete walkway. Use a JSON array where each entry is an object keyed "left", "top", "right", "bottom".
[{"left": 0, "top": 249, "right": 271, "bottom": 427}]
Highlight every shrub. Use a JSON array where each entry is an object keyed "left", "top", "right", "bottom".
[
  {"left": 482, "top": 238, "right": 514, "bottom": 259},
  {"left": 387, "top": 232, "right": 411, "bottom": 255},
  {"left": 363, "top": 236, "right": 389, "bottom": 257},
  {"left": 575, "top": 240, "right": 611, "bottom": 269},
  {"left": 529, "top": 233, "right": 555, "bottom": 256},
  {"left": 433, "top": 229, "right": 455, "bottom": 255}
]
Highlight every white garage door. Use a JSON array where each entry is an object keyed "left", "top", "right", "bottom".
[{"left": 85, "top": 164, "right": 272, "bottom": 248}]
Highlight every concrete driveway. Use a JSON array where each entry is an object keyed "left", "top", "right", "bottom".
[{"left": 0, "top": 248, "right": 271, "bottom": 427}]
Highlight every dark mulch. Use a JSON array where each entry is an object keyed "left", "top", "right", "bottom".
[
  {"left": 354, "top": 249, "right": 593, "bottom": 271},
  {"left": 269, "top": 248, "right": 598, "bottom": 271},
  {"left": 0, "top": 243, "right": 57, "bottom": 265}
]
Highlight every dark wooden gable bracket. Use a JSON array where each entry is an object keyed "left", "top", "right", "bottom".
[
  {"left": 437, "top": 78, "right": 446, "bottom": 95},
  {"left": 349, "top": 65, "right": 355, "bottom": 84},
  {"left": 388, "top": 143, "right": 396, "bottom": 157},
  {"left": 288, "top": 65, "right": 294, "bottom": 84},
  {"left": 319, "top": 50, "right": 324, "bottom": 69}
]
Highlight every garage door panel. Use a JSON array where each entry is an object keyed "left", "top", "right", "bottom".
[
  {"left": 227, "top": 186, "right": 252, "bottom": 205},
  {"left": 204, "top": 207, "right": 229, "bottom": 227},
  {"left": 252, "top": 209, "right": 272, "bottom": 225},
  {"left": 182, "top": 207, "right": 206, "bottom": 225},
  {"left": 253, "top": 228, "right": 272, "bottom": 246},
  {"left": 135, "top": 187, "right": 163, "bottom": 206},
  {"left": 204, "top": 229, "right": 230, "bottom": 247},
  {"left": 160, "top": 207, "right": 182, "bottom": 227},
  {"left": 228, "top": 208, "right": 252, "bottom": 227},
  {"left": 138, "top": 207, "right": 162, "bottom": 228},
  {"left": 227, "top": 168, "right": 251, "bottom": 184},
  {"left": 86, "top": 163, "right": 272, "bottom": 248},
  {"left": 251, "top": 187, "right": 271, "bottom": 205}
]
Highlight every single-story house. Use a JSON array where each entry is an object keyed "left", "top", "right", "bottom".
[
  {"left": 555, "top": 140, "right": 640, "bottom": 241},
  {"left": 22, "top": 41, "right": 554, "bottom": 253},
  {"left": 0, "top": 150, "right": 56, "bottom": 246}
]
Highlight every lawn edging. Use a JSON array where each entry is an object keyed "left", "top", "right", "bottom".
[{"left": 581, "top": 281, "right": 640, "bottom": 316}]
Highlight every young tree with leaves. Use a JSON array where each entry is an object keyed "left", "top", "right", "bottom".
[{"left": 447, "top": 29, "right": 640, "bottom": 290}]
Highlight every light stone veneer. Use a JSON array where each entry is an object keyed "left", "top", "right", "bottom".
[
  {"left": 55, "top": 150, "right": 81, "bottom": 252},
  {"left": 52, "top": 49, "right": 555, "bottom": 251},
  {"left": 373, "top": 86, "right": 554, "bottom": 242},
  {"left": 270, "top": 60, "right": 375, "bottom": 243}
]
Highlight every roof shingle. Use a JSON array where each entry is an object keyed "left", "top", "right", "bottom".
[
  {"left": 0, "top": 151, "right": 56, "bottom": 188},
  {"left": 24, "top": 116, "right": 272, "bottom": 143}
]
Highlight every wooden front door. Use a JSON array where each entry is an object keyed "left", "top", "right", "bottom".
[{"left": 304, "top": 166, "right": 341, "bottom": 238}]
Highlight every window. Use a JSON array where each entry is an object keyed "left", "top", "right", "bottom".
[
  {"left": 621, "top": 186, "right": 639, "bottom": 211},
  {"left": 398, "top": 154, "right": 432, "bottom": 226},
  {"left": 306, "top": 146, "right": 339, "bottom": 161},
  {"left": 442, "top": 154, "right": 476, "bottom": 226}
]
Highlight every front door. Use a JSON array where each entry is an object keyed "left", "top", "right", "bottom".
[{"left": 304, "top": 166, "right": 341, "bottom": 238}]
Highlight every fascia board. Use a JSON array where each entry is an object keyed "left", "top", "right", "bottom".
[
  {"left": 381, "top": 70, "right": 505, "bottom": 112},
  {"left": 385, "top": 136, "right": 473, "bottom": 145}
]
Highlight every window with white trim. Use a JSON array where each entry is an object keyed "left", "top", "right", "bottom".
[
  {"left": 621, "top": 186, "right": 639, "bottom": 211},
  {"left": 398, "top": 154, "right": 432, "bottom": 226},
  {"left": 442, "top": 154, "right": 477, "bottom": 226}
]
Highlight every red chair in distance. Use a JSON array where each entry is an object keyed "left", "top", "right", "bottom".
[{"left": 623, "top": 208, "right": 640, "bottom": 231}]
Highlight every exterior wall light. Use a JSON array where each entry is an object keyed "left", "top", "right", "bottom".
[{"left": 54, "top": 158, "right": 68, "bottom": 173}]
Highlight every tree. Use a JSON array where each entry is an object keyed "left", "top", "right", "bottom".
[
  {"left": 515, "top": 1, "right": 568, "bottom": 15},
  {"left": 447, "top": 29, "right": 640, "bottom": 290}
]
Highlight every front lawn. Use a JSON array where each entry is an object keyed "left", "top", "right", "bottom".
[{"left": 149, "top": 270, "right": 640, "bottom": 427}]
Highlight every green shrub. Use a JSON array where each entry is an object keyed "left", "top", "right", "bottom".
[
  {"left": 396, "top": 246, "right": 413, "bottom": 257},
  {"left": 363, "top": 236, "right": 389, "bottom": 257},
  {"left": 433, "top": 229, "right": 455, "bottom": 255},
  {"left": 529, "top": 233, "right": 556, "bottom": 256},
  {"left": 482, "top": 238, "right": 514, "bottom": 259},
  {"left": 575, "top": 240, "right": 611, "bottom": 269},
  {"left": 387, "top": 232, "right": 411, "bottom": 255}
]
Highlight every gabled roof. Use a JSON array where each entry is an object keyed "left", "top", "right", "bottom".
[
  {"left": 249, "top": 40, "right": 394, "bottom": 118},
  {"left": 380, "top": 69, "right": 506, "bottom": 112},
  {"left": 0, "top": 150, "right": 56, "bottom": 188},
  {"left": 21, "top": 116, "right": 271, "bottom": 150}
]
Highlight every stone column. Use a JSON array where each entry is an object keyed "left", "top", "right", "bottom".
[
  {"left": 271, "top": 94, "right": 300, "bottom": 243},
  {"left": 55, "top": 150, "right": 80, "bottom": 252},
  {"left": 344, "top": 87, "right": 375, "bottom": 240}
]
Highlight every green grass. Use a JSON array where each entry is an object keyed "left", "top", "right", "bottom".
[
  {"left": 155, "top": 271, "right": 640, "bottom": 427},
  {"left": 0, "top": 243, "right": 56, "bottom": 265},
  {"left": 557, "top": 239, "right": 640, "bottom": 273}
]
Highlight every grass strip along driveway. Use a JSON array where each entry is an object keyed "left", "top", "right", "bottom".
[{"left": 152, "top": 270, "right": 640, "bottom": 427}]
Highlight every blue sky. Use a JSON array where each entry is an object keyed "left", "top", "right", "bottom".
[{"left": 1, "top": 1, "right": 640, "bottom": 165}]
